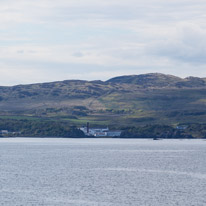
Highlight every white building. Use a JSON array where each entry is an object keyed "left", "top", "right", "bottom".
[
  {"left": 80, "top": 127, "right": 108, "bottom": 136},
  {"left": 176, "top": 125, "right": 188, "bottom": 130},
  {"left": 0, "top": 130, "right": 9, "bottom": 134},
  {"left": 79, "top": 126, "right": 121, "bottom": 137},
  {"left": 107, "top": 131, "right": 122, "bottom": 137}
]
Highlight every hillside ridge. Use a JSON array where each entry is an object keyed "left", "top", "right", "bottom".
[
  {"left": 0, "top": 73, "right": 206, "bottom": 127},
  {"left": 106, "top": 73, "right": 206, "bottom": 88},
  {"left": 1, "top": 73, "right": 206, "bottom": 88}
]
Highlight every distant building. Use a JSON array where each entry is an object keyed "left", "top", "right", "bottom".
[
  {"left": 94, "top": 132, "right": 108, "bottom": 137},
  {"left": 107, "top": 131, "right": 122, "bottom": 137},
  {"left": 80, "top": 123, "right": 121, "bottom": 137},
  {"left": 0, "top": 130, "right": 9, "bottom": 134},
  {"left": 176, "top": 125, "right": 188, "bottom": 130},
  {"left": 0, "top": 130, "right": 21, "bottom": 136}
]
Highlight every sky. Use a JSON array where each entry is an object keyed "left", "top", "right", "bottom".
[{"left": 1, "top": 0, "right": 206, "bottom": 85}]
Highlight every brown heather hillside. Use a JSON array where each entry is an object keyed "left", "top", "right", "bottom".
[{"left": 0, "top": 73, "right": 206, "bottom": 127}]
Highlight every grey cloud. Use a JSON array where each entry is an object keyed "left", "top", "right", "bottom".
[
  {"left": 1, "top": 0, "right": 206, "bottom": 25},
  {"left": 148, "top": 24, "right": 206, "bottom": 64},
  {"left": 41, "top": 0, "right": 206, "bottom": 25},
  {"left": 1, "top": 0, "right": 206, "bottom": 85}
]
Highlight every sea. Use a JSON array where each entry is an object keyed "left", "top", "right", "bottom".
[{"left": 0, "top": 138, "right": 205, "bottom": 206}]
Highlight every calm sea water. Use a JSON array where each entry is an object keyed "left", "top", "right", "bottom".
[{"left": 0, "top": 138, "right": 205, "bottom": 206}]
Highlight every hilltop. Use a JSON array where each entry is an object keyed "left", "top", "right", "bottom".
[
  {"left": 107, "top": 73, "right": 206, "bottom": 88},
  {"left": 0, "top": 73, "right": 206, "bottom": 128}
]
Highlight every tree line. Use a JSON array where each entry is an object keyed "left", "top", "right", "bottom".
[{"left": 0, "top": 119, "right": 85, "bottom": 137}]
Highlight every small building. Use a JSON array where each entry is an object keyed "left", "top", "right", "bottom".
[
  {"left": 107, "top": 131, "right": 122, "bottom": 137},
  {"left": 80, "top": 123, "right": 121, "bottom": 137},
  {"left": 80, "top": 126, "right": 109, "bottom": 136},
  {"left": 94, "top": 132, "right": 108, "bottom": 137},
  {"left": 176, "top": 125, "right": 188, "bottom": 130},
  {"left": 0, "top": 130, "right": 9, "bottom": 135}
]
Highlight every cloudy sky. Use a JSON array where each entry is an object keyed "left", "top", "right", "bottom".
[{"left": 1, "top": 0, "right": 206, "bottom": 85}]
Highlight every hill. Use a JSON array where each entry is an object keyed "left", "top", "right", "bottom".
[
  {"left": 0, "top": 73, "right": 206, "bottom": 128},
  {"left": 107, "top": 73, "right": 206, "bottom": 88}
]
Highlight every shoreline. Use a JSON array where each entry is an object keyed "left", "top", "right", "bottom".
[{"left": 0, "top": 136, "right": 204, "bottom": 139}]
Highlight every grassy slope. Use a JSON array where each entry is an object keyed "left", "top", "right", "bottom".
[{"left": 1, "top": 73, "right": 206, "bottom": 127}]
